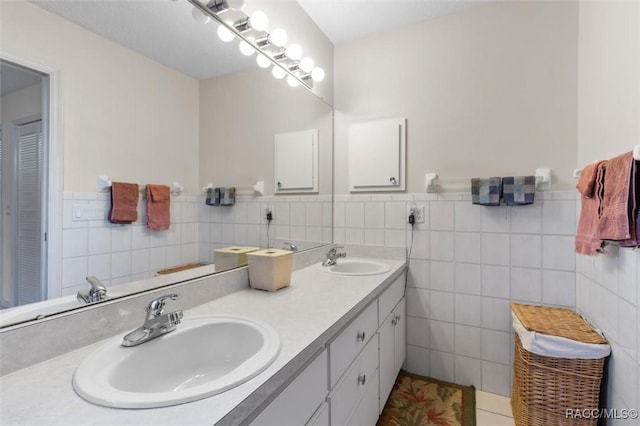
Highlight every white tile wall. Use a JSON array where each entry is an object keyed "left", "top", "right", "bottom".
[
  {"left": 334, "top": 191, "right": 579, "bottom": 397},
  {"left": 61, "top": 192, "right": 200, "bottom": 297},
  {"left": 576, "top": 224, "right": 640, "bottom": 421},
  {"left": 61, "top": 193, "right": 332, "bottom": 299}
]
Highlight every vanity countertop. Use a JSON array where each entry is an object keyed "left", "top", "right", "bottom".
[{"left": 0, "top": 257, "right": 406, "bottom": 426}]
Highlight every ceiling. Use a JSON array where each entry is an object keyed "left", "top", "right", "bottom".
[
  {"left": 29, "top": 0, "right": 490, "bottom": 81},
  {"left": 1, "top": 61, "right": 45, "bottom": 97},
  {"left": 297, "top": 0, "right": 491, "bottom": 44}
]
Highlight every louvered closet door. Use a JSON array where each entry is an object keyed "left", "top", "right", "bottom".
[{"left": 15, "top": 121, "right": 44, "bottom": 305}]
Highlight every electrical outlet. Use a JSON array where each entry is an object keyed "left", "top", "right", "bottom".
[
  {"left": 409, "top": 205, "right": 425, "bottom": 223},
  {"left": 265, "top": 207, "right": 273, "bottom": 221}
]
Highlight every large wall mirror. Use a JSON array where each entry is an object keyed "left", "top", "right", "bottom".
[{"left": 0, "top": 0, "right": 333, "bottom": 327}]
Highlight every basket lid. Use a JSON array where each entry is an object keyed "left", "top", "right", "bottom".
[{"left": 510, "top": 303, "right": 607, "bottom": 345}]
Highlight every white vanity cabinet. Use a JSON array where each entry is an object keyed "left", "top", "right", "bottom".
[
  {"left": 249, "top": 270, "right": 407, "bottom": 426},
  {"left": 329, "top": 333, "right": 379, "bottom": 426},
  {"left": 377, "top": 274, "right": 407, "bottom": 413},
  {"left": 249, "top": 349, "right": 328, "bottom": 426},
  {"left": 329, "top": 301, "right": 378, "bottom": 388}
]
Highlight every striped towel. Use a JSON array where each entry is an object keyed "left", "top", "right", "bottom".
[
  {"left": 503, "top": 176, "right": 535, "bottom": 206},
  {"left": 471, "top": 177, "right": 502, "bottom": 206}
]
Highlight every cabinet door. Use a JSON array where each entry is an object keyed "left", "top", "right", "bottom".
[
  {"left": 378, "top": 313, "right": 396, "bottom": 414},
  {"left": 347, "top": 370, "right": 380, "bottom": 426},
  {"left": 250, "top": 349, "right": 328, "bottom": 426},
  {"left": 348, "top": 117, "right": 406, "bottom": 192},
  {"left": 394, "top": 298, "right": 406, "bottom": 375},
  {"left": 274, "top": 129, "right": 318, "bottom": 193}
]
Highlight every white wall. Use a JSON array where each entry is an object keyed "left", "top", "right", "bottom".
[
  {"left": 576, "top": 1, "right": 640, "bottom": 420},
  {"left": 0, "top": 0, "right": 200, "bottom": 194},
  {"left": 199, "top": 68, "right": 332, "bottom": 196},
  {"left": 334, "top": 1, "right": 579, "bottom": 194}
]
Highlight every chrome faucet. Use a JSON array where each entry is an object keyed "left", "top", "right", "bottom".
[
  {"left": 122, "top": 294, "right": 184, "bottom": 347},
  {"left": 77, "top": 276, "right": 108, "bottom": 304},
  {"left": 283, "top": 242, "right": 298, "bottom": 252},
  {"left": 322, "top": 246, "right": 346, "bottom": 266}
]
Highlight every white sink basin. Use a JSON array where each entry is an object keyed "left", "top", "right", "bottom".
[
  {"left": 316, "top": 258, "right": 390, "bottom": 276},
  {"left": 73, "top": 315, "right": 280, "bottom": 408}
]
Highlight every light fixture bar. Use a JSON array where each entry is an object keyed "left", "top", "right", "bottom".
[{"left": 187, "top": 0, "right": 315, "bottom": 90}]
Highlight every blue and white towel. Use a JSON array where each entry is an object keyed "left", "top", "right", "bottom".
[
  {"left": 471, "top": 177, "right": 502, "bottom": 206},
  {"left": 503, "top": 176, "right": 535, "bottom": 206}
]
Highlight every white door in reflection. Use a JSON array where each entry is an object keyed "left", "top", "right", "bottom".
[{"left": 1, "top": 60, "right": 49, "bottom": 308}]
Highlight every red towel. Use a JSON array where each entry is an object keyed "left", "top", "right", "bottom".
[
  {"left": 146, "top": 184, "right": 170, "bottom": 231},
  {"left": 598, "top": 152, "right": 634, "bottom": 241},
  {"left": 575, "top": 161, "right": 607, "bottom": 255},
  {"left": 108, "top": 182, "right": 139, "bottom": 224}
]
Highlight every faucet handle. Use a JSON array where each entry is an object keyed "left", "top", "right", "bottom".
[
  {"left": 146, "top": 294, "right": 179, "bottom": 316},
  {"left": 283, "top": 242, "right": 298, "bottom": 252}
]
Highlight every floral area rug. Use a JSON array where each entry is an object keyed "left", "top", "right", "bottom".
[{"left": 377, "top": 370, "right": 476, "bottom": 426}]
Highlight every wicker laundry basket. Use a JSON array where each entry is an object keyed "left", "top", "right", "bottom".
[{"left": 510, "top": 303, "right": 610, "bottom": 426}]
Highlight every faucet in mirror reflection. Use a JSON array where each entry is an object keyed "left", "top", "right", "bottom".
[{"left": 76, "top": 276, "right": 108, "bottom": 305}]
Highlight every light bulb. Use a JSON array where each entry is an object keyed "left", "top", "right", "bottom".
[
  {"left": 272, "top": 66, "right": 285, "bottom": 79},
  {"left": 239, "top": 40, "right": 254, "bottom": 56},
  {"left": 287, "top": 75, "right": 300, "bottom": 87},
  {"left": 285, "top": 43, "right": 302, "bottom": 60},
  {"left": 217, "top": 25, "right": 234, "bottom": 42},
  {"left": 256, "top": 54, "right": 271, "bottom": 68},
  {"left": 269, "top": 28, "right": 287, "bottom": 47},
  {"left": 192, "top": 7, "right": 211, "bottom": 24},
  {"left": 250, "top": 11, "right": 269, "bottom": 32},
  {"left": 227, "top": 0, "right": 244, "bottom": 10},
  {"left": 299, "top": 57, "right": 315, "bottom": 73},
  {"left": 311, "top": 67, "right": 325, "bottom": 82}
]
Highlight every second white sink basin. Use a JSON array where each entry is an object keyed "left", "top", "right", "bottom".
[
  {"left": 317, "top": 258, "right": 391, "bottom": 276},
  {"left": 73, "top": 315, "right": 280, "bottom": 408}
]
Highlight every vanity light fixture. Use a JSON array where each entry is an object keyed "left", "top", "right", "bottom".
[
  {"left": 206, "top": 0, "right": 244, "bottom": 13},
  {"left": 239, "top": 40, "right": 254, "bottom": 56},
  {"left": 187, "top": 0, "right": 325, "bottom": 90}
]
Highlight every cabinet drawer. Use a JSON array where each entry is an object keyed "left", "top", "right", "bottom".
[
  {"left": 329, "top": 334, "right": 379, "bottom": 426},
  {"left": 329, "top": 301, "right": 378, "bottom": 387},
  {"left": 347, "top": 370, "right": 380, "bottom": 426},
  {"left": 250, "top": 349, "right": 328, "bottom": 426},
  {"left": 378, "top": 273, "right": 405, "bottom": 326}
]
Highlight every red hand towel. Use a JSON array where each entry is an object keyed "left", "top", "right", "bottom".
[
  {"left": 575, "top": 161, "right": 607, "bottom": 255},
  {"left": 146, "top": 184, "right": 171, "bottom": 231},
  {"left": 598, "top": 152, "right": 634, "bottom": 241},
  {"left": 108, "top": 182, "right": 139, "bottom": 224}
]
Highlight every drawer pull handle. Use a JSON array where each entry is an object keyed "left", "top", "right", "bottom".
[
  {"left": 395, "top": 314, "right": 401, "bottom": 323},
  {"left": 392, "top": 318, "right": 398, "bottom": 325},
  {"left": 358, "top": 374, "right": 366, "bottom": 386},
  {"left": 357, "top": 331, "right": 366, "bottom": 342}
]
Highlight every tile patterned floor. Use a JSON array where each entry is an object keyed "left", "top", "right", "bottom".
[{"left": 476, "top": 391, "right": 515, "bottom": 426}]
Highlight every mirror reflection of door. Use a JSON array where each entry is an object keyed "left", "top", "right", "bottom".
[{"left": 0, "top": 59, "right": 49, "bottom": 308}]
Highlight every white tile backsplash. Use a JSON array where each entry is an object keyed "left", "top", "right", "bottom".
[
  {"left": 364, "top": 201, "right": 385, "bottom": 229},
  {"left": 430, "top": 290, "right": 455, "bottom": 322},
  {"left": 430, "top": 231, "right": 454, "bottom": 261},
  {"left": 454, "top": 263, "right": 482, "bottom": 295},
  {"left": 510, "top": 234, "right": 541, "bottom": 268},
  {"left": 455, "top": 202, "right": 482, "bottom": 232},
  {"left": 430, "top": 321, "right": 455, "bottom": 353},
  {"left": 430, "top": 201, "right": 454, "bottom": 231},
  {"left": 455, "top": 324, "right": 482, "bottom": 358}
]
